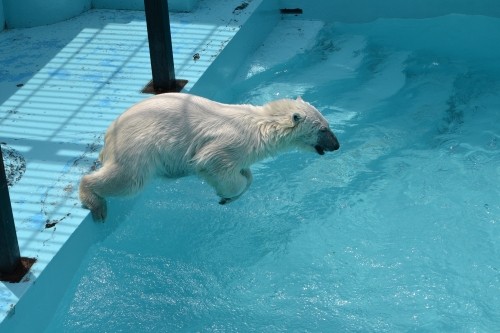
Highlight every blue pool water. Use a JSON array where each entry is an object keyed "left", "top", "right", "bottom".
[{"left": 46, "top": 15, "right": 499, "bottom": 332}]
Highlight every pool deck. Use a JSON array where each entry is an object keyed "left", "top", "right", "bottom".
[{"left": 0, "top": 0, "right": 277, "bottom": 328}]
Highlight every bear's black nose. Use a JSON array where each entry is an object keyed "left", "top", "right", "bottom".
[
  {"left": 331, "top": 137, "right": 340, "bottom": 151},
  {"left": 316, "top": 129, "right": 340, "bottom": 154}
]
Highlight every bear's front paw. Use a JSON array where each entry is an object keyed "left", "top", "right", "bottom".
[{"left": 219, "top": 197, "right": 232, "bottom": 205}]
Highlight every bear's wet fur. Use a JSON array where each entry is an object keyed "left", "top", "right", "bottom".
[{"left": 79, "top": 93, "right": 339, "bottom": 220}]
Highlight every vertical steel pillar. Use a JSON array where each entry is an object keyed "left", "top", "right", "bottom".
[
  {"left": 144, "top": 0, "right": 177, "bottom": 92},
  {"left": 0, "top": 147, "right": 21, "bottom": 274}
]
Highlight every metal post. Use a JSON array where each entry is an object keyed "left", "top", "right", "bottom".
[
  {"left": 144, "top": 0, "right": 178, "bottom": 93},
  {"left": 0, "top": 146, "right": 21, "bottom": 274}
]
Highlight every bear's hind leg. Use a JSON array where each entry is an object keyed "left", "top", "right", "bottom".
[
  {"left": 79, "top": 163, "right": 150, "bottom": 221},
  {"left": 79, "top": 172, "right": 108, "bottom": 221}
]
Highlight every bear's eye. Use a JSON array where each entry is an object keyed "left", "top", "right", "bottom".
[
  {"left": 292, "top": 113, "right": 302, "bottom": 123},
  {"left": 320, "top": 126, "right": 328, "bottom": 132}
]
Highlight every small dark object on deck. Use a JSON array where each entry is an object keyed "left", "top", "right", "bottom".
[
  {"left": 44, "top": 212, "right": 72, "bottom": 229},
  {"left": 16, "top": 83, "right": 24, "bottom": 88},
  {"left": 280, "top": 8, "right": 303, "bottom": 15},
  {"left": 233, "top": 2, "right": 248, "bottom": 13},
  {"left": 45, "top": 221, "right": 57, "bottom": 229},
  {"left": 0, "top": 257, "right": 36, "bottom": 283},
  {"left": 142, "top": 79, "right": 188, "bottom": 94}
]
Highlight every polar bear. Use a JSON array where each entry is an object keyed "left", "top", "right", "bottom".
[{"left": 79, "top": 93, "right": 339, "bottom": 220}]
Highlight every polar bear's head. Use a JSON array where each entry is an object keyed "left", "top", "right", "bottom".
[{"left": 263, "top": 97, "right": 340, "bottom": 155}]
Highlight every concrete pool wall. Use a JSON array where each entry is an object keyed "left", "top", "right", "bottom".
[
  {"left": 4, "top": 0, "right": 500, "bottom": 32},
  {"left": 283, "top": 0, "right": 500, "bottom": 21},
  {"left": 0, "top": 0, "right": 198, "bottom": 30}
]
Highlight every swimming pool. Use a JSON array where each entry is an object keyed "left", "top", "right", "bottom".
[{"left": 36, "top": 7, "right": 500, "bottom": 332}]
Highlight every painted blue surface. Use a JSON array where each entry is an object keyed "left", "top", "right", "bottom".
[
  {"left": 92, "top": 0, "right": 199, "bottom": 12},
  {"left": 92, "top": 0, "right": 145, "bottom": 10},
  {"left": 3, "top": 0, "right": 91, "bottom": 28},
  {"left": 0, "top": 0, "right": 266, "bottom": 330},
  {"left": 1, "top": 0, "right": 200, "bottom": 29}
]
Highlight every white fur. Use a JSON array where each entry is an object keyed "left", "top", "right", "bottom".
[{"left": 79, "top": 93, "right": 333, "bottom": 220}]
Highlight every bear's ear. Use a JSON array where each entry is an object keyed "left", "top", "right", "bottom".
[{"left": 296, "top": 96, "right": 304, "bottom": 102}]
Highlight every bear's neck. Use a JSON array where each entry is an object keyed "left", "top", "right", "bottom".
[
  {"left": 230, "top": 100, "right": 298, "bottom": 166},
  {"left": 244, "top": 117, "right": 295, "bottom": 164}
]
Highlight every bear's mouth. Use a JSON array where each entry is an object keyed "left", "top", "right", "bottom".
[
  {"left": 314, "top": 145, "right": 325, "bottom": 155},
  {"left": 314, "top": 129, "right": 340, "bottom": 155}
]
